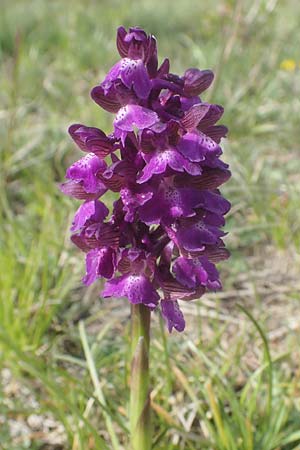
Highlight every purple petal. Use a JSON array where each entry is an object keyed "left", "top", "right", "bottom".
[
  {"left": 204, "top": 155, "right": 230, "bottom": 170},
  {"left": 66, "top": 153, "right": 106, "bottom": 193},
  {"left": 205, "top": 125, "right": 228, "bottom": 143},
  {"left": 101, "top": 60, "right": 122, "bottom": 93},
  {"left": 59, "top": 180, "right": 106, "bottom": 200},
  {"left": 102, "top": 57, "right": 151, "bottom": 99},
  {"left": 200, "top": 257, "right": 222, "bottom": 290},
  {"left": 173, "top": 257, "right": 207, "bottom": 288},
  {"left": 126, "top": 28, "right": 148, "bottom": 59},
  {"left": 68, "top": 124, "right": 107, "bottom": 152},
  {"left": 183, "top": 69, "right": 214, "bottom": 97},
  {"left": 83, "top": 247, "right": 115, "bottom": 285},
  {"left": 145, "top": 35, "right": 158, "bottom": 78},
  {"left": 125, "top": 27, "right": 147, "bottom": 43},
  {"left": 138, "top": 194, "right": 165, "bottom": 225},
  {"left": 117, "top": 248, "right": 156, "bottom": 276},
  {"left": 81, "top": 223, "right": 120, "bottom": 249},
  {"left": 181, "top": 104, "right": 210, "bottom": 130},
  {"left": 173, "top": 256, "right": 221, "bottom": 290},
  {"left": 85, "top": 136, "right": 115, "bottom": 159},
  {"left": 71, "top": 200, "right": 109, "bottom": 232},
  {"left": 177, "top": 223, "right": 219, "bottom": 251},
  {"left": 119, "top": 58, "right": 151, "bottom": 99},
  {"left": 161, "top": 300, "right": 185, "bottom": 332},
  {"left": 198, "top": 104, "right": 224, "bottom": 129},
  {"left": 91, "top": 85, "right": 121, "bottom": 113},
  {"left": 158, "top": 272, "right": 198, "bottom": 300},
  {"left": 120, "top": 185, "right": 154, "bottom": 222},
  {"left": 203, "top": 211, "right": 225, "bottom": 227},
  {"left": 177, "top": 131, "right": 221, "bottom": 162},
  {"left": 69, "top": 124, "right": 116, "bottom": 159},
  {"left": 114, "top": 105, "right": 158, "bottom": 133},
  {"left": 139, "top": 123, "right": 168, "bottom": 153},
  {"left": 116, "top": 26, "right": 129, "bottom": 58},
  {"left": 174, "top": 168, "right": 231, "bottom": 190},
  {"left": 194, "top": 190, "right": 231, "bottom": 215},
  {"left": 102, "top": 274, "right": 159, "bottom": 308},
  {"left": 139, "top": 186, "right": 205, "bottom": 225},
  {"left": 180, "top": 96, "right": 201, "bottom": 112},
  {"left": 138, "top": 148, "right": 201, "bottom": 183},
  {"left": 71, "top": 234, "right": 91, "bottom": 252},
  {"left": 201, "top": 245, "right": 230, "bottom": 263},
  {"left": 157, "top": 58, "right": 170, "bottom": 77}
]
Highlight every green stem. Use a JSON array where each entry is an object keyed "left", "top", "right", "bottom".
[
  {"left": 159, "top": 313, "right": 173, "bottom": 397},
  {"left": 129, "top": 304, "right": 152, "bottom": 450}
]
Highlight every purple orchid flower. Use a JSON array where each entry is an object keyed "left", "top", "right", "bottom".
[{"left": 61, "top": 26, "right": 231, "bottom": 332}]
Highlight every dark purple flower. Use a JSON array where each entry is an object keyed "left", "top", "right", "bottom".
[
  {"left": 138, "top": 148, "right": 201, "bottom": 183},
  {"left": 71, "top": 200, "right": 109, "bottom": 232},
  {"left": 138, "top": 186, "right": 205, "bottom": 225},
  {"left": 177, "top": 130, "right": 222, "bottom": 162},
  {"left": 83, "top": 247, "right": 116, "bottom": 285},
  {"left": 114, "top": 105, "right": 158, "bottom": 143},
  {"left": 173, "top": 256, "right": 222, "bottom": 290},
  {"left": 161, "top": 300, "right": 185, "bottom": 332},
  {"left": 120, "top": 184, "right": 154, "bottom": 222},
  {"left": 103, "top": 274, "right": 159, "bottom": 308},
  {"left": 66, "top": 153, "right": 106, "bottom": 193},
  {"left": 101, "top": 58, "right": 151, "bottom": 99},
  {"left": 61, "top": 25, "right": 231, "bottom": 332}
]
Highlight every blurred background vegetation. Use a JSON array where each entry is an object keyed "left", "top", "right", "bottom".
[{"left": 1, "top": 0, "right": 300, "bottom": 448}]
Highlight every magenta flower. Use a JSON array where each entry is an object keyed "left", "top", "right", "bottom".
[{"left": 61, "top": 26, "right": 231, "bottom": 332}]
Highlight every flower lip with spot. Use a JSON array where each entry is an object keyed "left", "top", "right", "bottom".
[
  {"left": 120, "top": 184, "right": 154, "bottom": 222},
  {"left": 161, "top": 300, "right": 185, "bottom": 332},
  {"left": 114, "top": 105, "right": 159, "bottom": 143},
  {"left": 66, "top": 153, "right": 107, "bottom": 193},
  {"left": 177, "top": 131, "right": 222, "bottom": 162},
  {"left": 102, "top": 274, "right": 159, "bottom": 308},
  {"left": 137, "top": 148, "right": 201, "bottom": 184},
  {"left": 138, "top": 186, "right": 206, "bottom": 226},
  {"left": 176, "top": 220, "right": 225, "bottom": 252},
  {"left": 101, "top": 58, "right": 151, "bottom": 99},
  {"left": 114, "top": 105, "right": 159, "bottom": 132}
]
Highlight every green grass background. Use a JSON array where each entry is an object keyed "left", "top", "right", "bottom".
[{"left": 1, "top": 0, "right": 300, "bottom": 448}]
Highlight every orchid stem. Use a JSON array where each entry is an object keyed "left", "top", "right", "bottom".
[
  {"left": 129, "top": 304, "right": 152, "bottom": 450},
  {"left": 159, "top": 313, "right": 173, "bottom": 397}
]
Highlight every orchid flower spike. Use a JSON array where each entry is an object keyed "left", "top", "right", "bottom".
[{"left": 61, "top": 26, "right": 231, "bottom": 332}]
